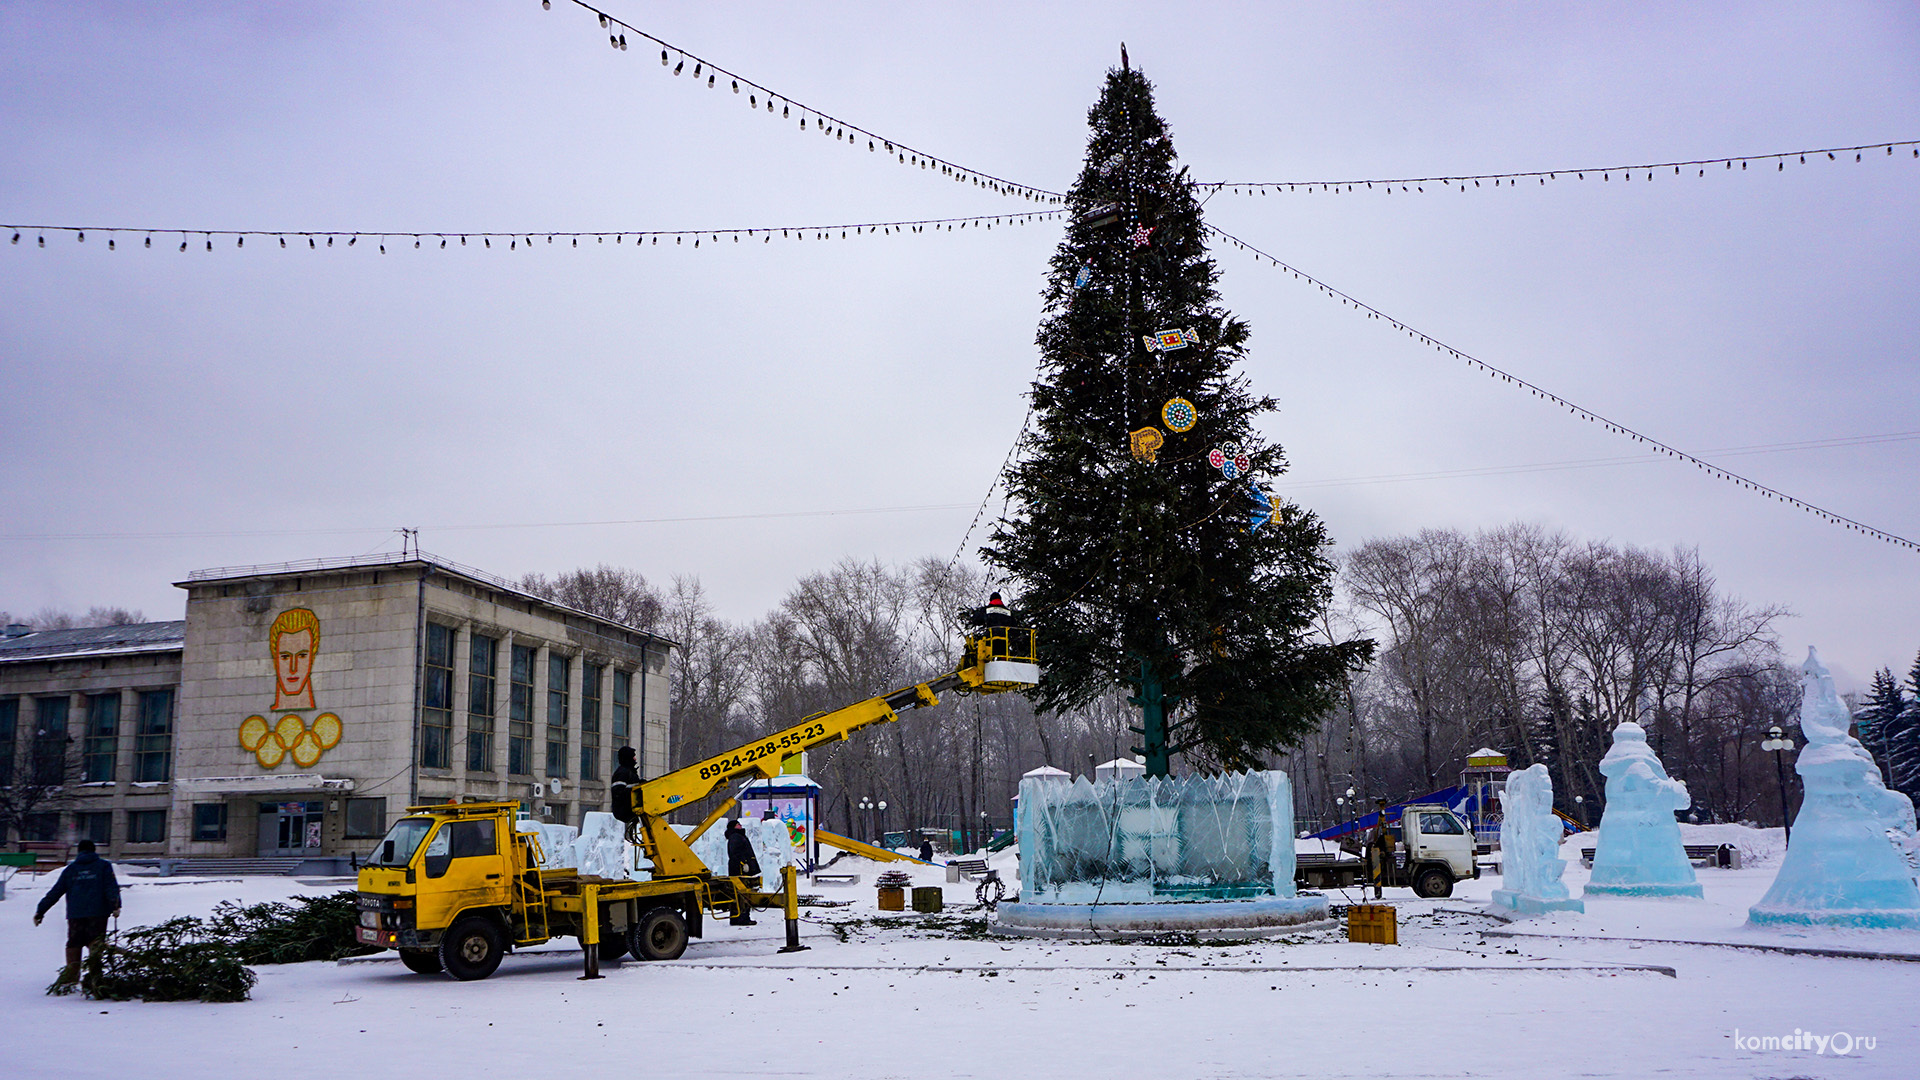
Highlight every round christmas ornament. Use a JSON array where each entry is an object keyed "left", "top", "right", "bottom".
[
  {"left": 1234, "top": 453, "right": 1251, "bottom": 473},
  {"left": 1207, "top": 448, "right": 1226, "bottom": 469},
  {"left": 1221, "top": 461, "right": 1240, "bottom": 480},
  {"left": 1161, "top": 397, "right": 1197, "bottom": 433}
]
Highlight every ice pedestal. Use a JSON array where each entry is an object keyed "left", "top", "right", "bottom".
[
  {"left": 1585, "top": 722, "right": 1703, "bottom": 899},
  {"left": 1492, "top": 764, "right": 1585, "bottom": 916},
  {"left": 993, "top": 770, "right": 1328, "bottom": 939},
  {"left": 1749, "top": 649, "right": 1920, "bottom": 929}
]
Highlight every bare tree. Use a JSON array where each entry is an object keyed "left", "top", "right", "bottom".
[{"left": 520, "top": 565, "right": 662, "bottom": 631}]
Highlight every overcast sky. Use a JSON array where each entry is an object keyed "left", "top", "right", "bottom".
[{"left": 3, "top": 2, "right": 1916, "bottom": 687}]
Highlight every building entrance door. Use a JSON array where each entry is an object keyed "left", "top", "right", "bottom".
[{"left": 259, "top": 800, "right": 325, "bottom": 857}]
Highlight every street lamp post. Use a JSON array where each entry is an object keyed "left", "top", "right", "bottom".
[
  {"left": 877, "top": 801, "right": 888, "bottom": 849},
  {"left": 1573, "top": 795, "right": 1585, "bottom": 830},
  {"left": 1761, "top": 725, "right": 1795, "bottom": 846},
  {"left": 979, "top": 810, "right": 989, "bottom": 853},
  {"left": 857, "top": 797, "right": 874, "bottom": 843}
]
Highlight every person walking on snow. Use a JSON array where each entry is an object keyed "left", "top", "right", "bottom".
[{"left": 34, "top": 839, "right": 121, "bottom": 990}]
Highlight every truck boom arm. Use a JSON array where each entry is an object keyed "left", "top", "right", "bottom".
[{"left": 630, "top": 626, "right": 1036, "bottom": 880}]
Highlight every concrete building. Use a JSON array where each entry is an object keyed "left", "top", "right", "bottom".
[{"left": 0, "top": 552, "right": 672, "bottom": 867}]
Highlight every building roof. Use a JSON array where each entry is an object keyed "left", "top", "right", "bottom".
[
  {"left": 177, "top": 550, "right": 676, "bottom": 650},
  {"left": 0, "top": 620, "right": 186, "bottom": 664}
]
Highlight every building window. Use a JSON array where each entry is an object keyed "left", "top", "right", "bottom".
[
  {"left": 134, "top": 689, "right": 174, "bottom": 782},
  {"left": 580, "top": 661, "right": 602, "bottom": 782},
  {"left": 420, "top": 623, "right": 454, "bottom": 770},
  {"left": 127, "top": 809, "right": 167, "bottom": 844},
  {"left": 612, "top": 670, "right": 631, "bottom": 742},
  {"left": 23, "top": 812, "right": 61, "bottom": 843},
  {"left": 193, "top": 802, "right": 229, "bottom": 841},
  {"left": 33, "top": 696, "right": 69, "bottom": 786},
  {"left": 509, "top": 645, "right": 535, "bottom": 776},
  {"left": 0, "top": 697, "right": 17, "bottom": 780},
  {"left": 546, "top": 653, "right": 570, "bottom": 778},
  {"left": 77, "top": 811, "right": 112, "bottom": 846},
  {"left": 84, "top": 693, "right": 119, "bottom": 783},
  {"left": 467, "top": 633, "right": 497, "bottom": 772},
  {"left": 344, "top": 797, "right": 387, "bottom": 838}
]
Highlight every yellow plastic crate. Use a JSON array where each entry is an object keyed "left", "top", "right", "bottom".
[{"left": 1346, "top": 903, "right": 1398, "bottom": 945}]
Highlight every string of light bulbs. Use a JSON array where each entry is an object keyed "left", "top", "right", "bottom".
[
  {"left": 547, "top": 0, "right": 1064, "bottom": 205},
  {"left": 2, "top": 210, "right": 1065, "bottom": 253},
  {"left": 1195, "top": 140, "right": 1918, "bottom": 196},
  {"left": 1203, "top": 222, "right": 1920, "bottom": 554}
]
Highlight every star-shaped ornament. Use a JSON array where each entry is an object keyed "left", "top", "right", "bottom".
[{"left": 1129, "top": 225, "right": 1155, "bottom": 248}]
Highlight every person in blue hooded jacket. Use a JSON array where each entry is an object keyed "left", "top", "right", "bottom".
[{"left": 33, "top": 839, "right": 121, "bottom": 989}]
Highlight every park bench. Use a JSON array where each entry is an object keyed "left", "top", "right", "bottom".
[
  {"left": 19, "top": 841, "right": 69, "bottom": 870},
  {"left": 947, "top": 857, "right": 991, "bottom": 880},
  {"left": 1578, "top": 843, "right": 1738, "bottom": 869}
]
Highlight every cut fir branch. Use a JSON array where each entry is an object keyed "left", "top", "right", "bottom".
[{"left": 984, "top": 61, "right": 1373, "bottom": 774}]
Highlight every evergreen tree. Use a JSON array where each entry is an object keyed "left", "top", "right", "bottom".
[
  {"left": 1854, "top": 666, "right": 1904, "bottom": 786},
  {"left": 982, "top": 61, "right": 1373, "bottom": 774},
  {"left": 1890, "top": 651, "right": 1920, "bottom": 802}
]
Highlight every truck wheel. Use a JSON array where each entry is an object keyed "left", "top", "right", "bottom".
[
  {"left": 1414, "top": 867, "right": 1453, "bottom": 899},
  {"left": 629, "top": 906, "right": 688, "bottom": 961},
  {"left": 439, "top": 917, "right": 505, "bottom": 980},
  {"left": 399, "top": 948, "right": 443, "bottom": 975}
]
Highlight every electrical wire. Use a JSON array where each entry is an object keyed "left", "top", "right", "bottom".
[
  {"left": 2, "top": 210, "right": 1065, "bottom": 253},
  {"left": 554, "top": 0, "right": 1063, "bottom": 204},
  {"left": 1195, "top": 140, "right": 1920, "bottom": 195},
  {"left": 1203, "top": 223, "right": 1920, "bottom": 554},
  {"left": 0, "top": 502, "right": 979, "bottom": 543}
]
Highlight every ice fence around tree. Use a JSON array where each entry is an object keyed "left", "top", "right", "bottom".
[
  {"left": 1017, "top": 771, "right": 1298, "bottom": 903},
  {"left": 995, "top": 771, "right": 1328, "bottom": 938},
  {"left": 1748, "top": 648, "right": 1920, "bottom": 929}
]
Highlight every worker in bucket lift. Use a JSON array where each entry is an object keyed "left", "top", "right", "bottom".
[
  {"left": 1365, "top": 799, "right": 1396, "bottom": 900},
  {"left": 610, "top": 746, "right": 640, "bottom": 824},
  {"left": 980, "top": 591, "right": 1013, "bottom": 627}
]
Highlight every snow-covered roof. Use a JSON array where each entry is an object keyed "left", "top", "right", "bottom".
[
  {"left": 0, "top": 620, "right": 185, "bottom": 664},
  {"left": 1469, "top": 748, "right": 1504, "bottom": 759},
  {"left": 1096, "top": 757, "right": 1146, "bottom": 771},
  {"left": 1022, "top": 765, "right": 1070, "bottom": 778},
  {"left": 742, "top": 774, "right": 820, "bottom": 790}
]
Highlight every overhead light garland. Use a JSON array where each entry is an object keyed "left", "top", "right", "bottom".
[
  {"left": 1195, "top": 140, "right": 1919, "bottom": 196},
  {"left": 2, "top": 210, "right": 1066, "bottom": 254},
  {"left": 1203, "top": 222, "right": 1920, "bottom": 555},
  {"left": 549, "top": 1, "right": 1064, "bottom": 205}
]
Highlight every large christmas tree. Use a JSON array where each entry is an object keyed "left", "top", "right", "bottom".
[{"left": 983, "top": 59, "right": 1373, "bottom": 775}]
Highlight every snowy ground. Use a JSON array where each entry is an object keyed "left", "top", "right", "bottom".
[{"left": 5, "top": 841, "right": 1916, "bottom": 1080}]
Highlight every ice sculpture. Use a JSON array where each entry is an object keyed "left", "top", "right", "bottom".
[
  {"left": 1492, "top": 763, "right": 1584, "bottom": 915},
  {"left": 997, "top": 770, "right": 1327, "bottom": 937},
  {"left": 566, "top": 812, "right": 637, "bottom": 880},
  {"left": 515, "top": 820, "right": 581, "bottom": 868},
  {"left": 1749, "top": 648, "right": 1920, "bottom": 929},
  {"left": 689, "top": 817, "right": 794, "bottom": 878},
  {"left": 1016, "top": 771, "right": 1297, "bottom": 903},
  {"left": 1585, "top": 722, "right": 1703, "bottom": 898}
]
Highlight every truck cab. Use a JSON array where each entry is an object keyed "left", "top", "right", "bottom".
[
  {"left": 1396, "top": 803, "right": 1478, "bottom": 897},
  {"left": 356, "top": 804, "right": 521, "bottom": 956}
]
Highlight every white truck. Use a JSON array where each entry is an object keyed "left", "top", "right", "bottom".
[{"left": 1296, "top": 803, "right": 1480, "bottom": 898}]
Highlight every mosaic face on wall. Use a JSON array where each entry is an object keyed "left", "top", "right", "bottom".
[{"left": 240, "top": 607, "right": 342, "bottom": 770}]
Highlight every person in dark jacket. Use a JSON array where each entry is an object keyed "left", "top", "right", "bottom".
[
  {"left": 34, "top": 839, "right": 121, "bottom": 989},
  {"left": 610, "top": 746, "right": 641, "bottom": 824},
  {"left": 724, "top": 819, "right": 760, "bottom": 926},
  {"left": 918, "top": 838, "right": 935, "bottom": 862}
]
